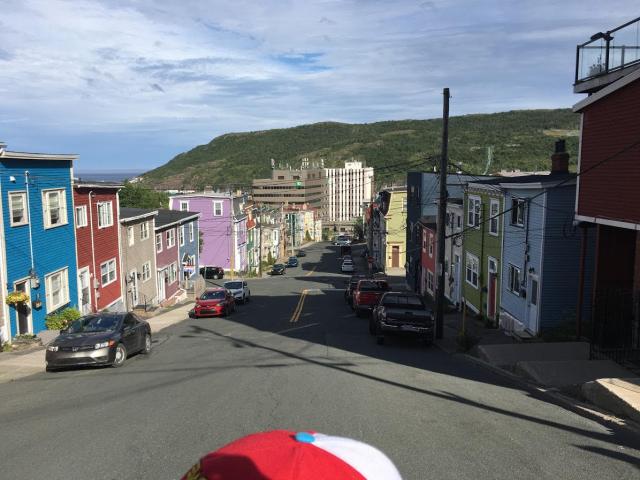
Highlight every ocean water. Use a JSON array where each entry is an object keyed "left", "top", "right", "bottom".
[{"left": 74, "top": 171, "right": 144, "bottom": 182}]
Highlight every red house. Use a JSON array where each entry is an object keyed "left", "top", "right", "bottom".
[
  {"left": 573, "top": 16, "right": 640, "bottom": 360},
  {"left": 74, "top": 183, "right": 124, "bottom": 314},
  {"left": 419, "top": 218, "right": 437, "bottom": 300}
]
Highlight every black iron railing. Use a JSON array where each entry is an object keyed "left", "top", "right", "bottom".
[{"left": 575, "top": 16, "right": 640, "bottom": 84}]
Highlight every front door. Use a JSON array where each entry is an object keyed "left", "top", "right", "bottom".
[
  {"left": 392, "top": 246, "right": 399, "bottom": 268},
  {"left": 78, "top": 268, "right": 92, "bottom": 315},
  {"left": 453, "top": 254, "right": 461, "bottom": 304},
  {"left": 130, "top": 269, "right": 139, "bottom": 308},
  {"left": 527, "top": 274, "right": 540, "bottom": 333},
  {"left": 487, "top": 257, "right": 498, "bottom": 320},
  {"left": 157, "top": 270, "right": 166, "bottom": 302},
  {"left": 14, "top": 280, "right": 32, "bottom": 335}
]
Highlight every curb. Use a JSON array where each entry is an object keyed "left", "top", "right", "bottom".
[{"left": 447, "top": 346, "right": 640, "bottom": 434}]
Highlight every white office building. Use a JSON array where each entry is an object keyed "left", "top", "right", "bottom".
[{"left": 324, "top": 161, "right": 374, "bottom": 226}]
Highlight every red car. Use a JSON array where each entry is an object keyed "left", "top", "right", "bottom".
[
  {"left": 191, "top": 288, "right": 236, "bottom": 318},
  {"left": 353, "top": 279, "right": 390, "bottom": 317}
]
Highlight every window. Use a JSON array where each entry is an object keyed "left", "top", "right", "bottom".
[
  {"left": 428, "top": 234, "right": 434, "bottom": 258},
  {"left": 142, "top": 262, "right": 151, "bottom": 282},
  {"left": 166, "top": 229, "right": 176, "bottom": 248},
  {"left": 467, "top": 196, "right": 481, "bottom": 227},
  {"left": 140, "top": 221, "right": 150, "bottom": 240},
  {"left": 43, "top": 189, "right": 67, "bottom": 228},
  {"left": 427, "top": 270, "right": 434, "bottom": 294},
  {"left": 9, "top": 191, "right": 28, "bottom": 226},
  {"left": 511, "top": 198, "right": 526, "bottom": 227},
  {"left": 156, "top": 233, "right": 163, "bottom": 253},
  {"left": 508, "top": 264, "right": 521, "bottom": 295},
  {"left": 97, "top": 201, "right": 113, "bottom": 228},
  {"left": 127, "top": 226, "right": 135, "bottom": 246},
  {"left": 178, "top": 225, "right": 185, "bottom": 246},
  {"left": 180, "top": 201, "right": 189, "bottom": 211},
  {"left": 189, "top": 222, "right": 194, "bottom": 242},
  {"left": 489, "top": 199, "right": 500, "bottom": 235},
  {"left": 422, "top": 231, "right": 427, "bottom": 252},
  {"left": 100, "top": 258, "right": 117, "bottom": 286},
  {"left": 465, "top": 253, "right": 479, "bottom": 288},
  {"left": 45, "top": 268, "right": 70, "bottom": 313},
  {"left": 402, "top": 198, "right": 407, "bottom": 212},
  {"left": 456, "top": 214, "right": 461, "bottom": 229},
  {"left": 213, "top": 201, "right": 223, "bottom": 216},
  {"left": 75, "top": 205, "right": 87, "bottom": 228},
  {"left": 168, "top": 262, "right": 177, "bottom": 284}
]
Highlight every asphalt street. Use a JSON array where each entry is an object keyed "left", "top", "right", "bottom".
[{"left": 0, "top": 242, "right": 638, "bottom": 479}]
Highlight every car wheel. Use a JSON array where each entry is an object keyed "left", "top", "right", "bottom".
[
  {"left": 142, "top": 334, "right": 152, "bottom": 354},
  {"left": 112, "top": 343, "right": 127, "bottom": 367},
  {"left": 45, "top": 365, "right": 57, "bottom": 372}
]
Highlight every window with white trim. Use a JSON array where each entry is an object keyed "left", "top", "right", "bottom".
[
  {"left": 179, "top": 225, "right": 185, "bottom": 246},
  {"left": 465, "top": 253, "right": 479, "bottom": 288},
  {"left": 43, "top": 189, "right": 67, "bottom": 228},
  {"left": 213, "top": 200, "right": 223, "bottom": 216},
  {"left": 508, "top": 264, "right": 521, "bottom": 296},
  {"left": 489, "top": 199, "right": 500, "bottom": 235},
  {"left": 9, "top": 191, "right": 28, "bottom": 226},
  {"left": 428, "top": 234, "right": 434, "bottom": 258},
  {"left": 180, "top": 201, "right": 189, "bottom": 211},
  {"left": 427, "top": 270, "right": 434, "bottom": 294},
  {"left": 168, "top": 262, "right": 177, "bottom": 284},
  {"left": 75, "top": 205, "right": 87, "bottom": 228},
  {"left": 467, "top": 196, "right": 481, "bottom": 227},
  {"left": 127, "top": 226, "right": 135, "bottom": 246},
  {"left": 140, "top": 221, "right": 150, "bottom": 240},
  {"left": 511, "top": 198, "right": 526, "bottom": 227},
  {"left": 156, "top": 233, "right": 163, "bottom": 253},
  {"left": 100, "top": 258, "right": 117, "bottom": 286},
  {"left": 142, "top": 262, "right": 151, "bottom": 282},
  {"left": 45, "top": 268, "right": 70, "bottom": 313},
  {"left": 97, "top": 201, "right": 113, "bottom": 228},
  {"left": 166, "top": 229, "right": 176, "bottom": 248},
  {"left": 189, "top": 222, "right": 194, "bottom": 242}
]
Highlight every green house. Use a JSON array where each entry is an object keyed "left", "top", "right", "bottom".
[{"left": 462, "top": 179, "right": 504, "bottom": 325}]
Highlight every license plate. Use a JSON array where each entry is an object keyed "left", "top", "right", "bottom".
[{"left": 400, "top": 325, "right": 419, "bottom": 332}]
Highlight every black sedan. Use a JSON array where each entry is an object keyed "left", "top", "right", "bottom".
[
  {"left": 269, "top": 263, "right": 286, "bottom": 275},
  {"left": 296, "top": 250, "right": 307, "bottom": 257},
  {"left": 45, "top": 312, "right": 151, "bottom": 371},
  {"left": 286, "top": 256, "right": 299, "bottom": 267}
]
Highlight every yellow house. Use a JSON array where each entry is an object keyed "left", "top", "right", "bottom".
[{"left": 383, "top": 189, "right": 407, "bottom": 270}]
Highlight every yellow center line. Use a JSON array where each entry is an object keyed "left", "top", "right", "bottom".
[
  {"left": 305, "top": 266, "right": 317, "bottom": 277},
  {"left": 290, "top": 289, "right": 308, "bottom": 323}
]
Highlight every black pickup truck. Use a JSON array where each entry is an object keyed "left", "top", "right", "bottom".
[{"left": 370, "top": 292, "right": 434, "bottom": 345}]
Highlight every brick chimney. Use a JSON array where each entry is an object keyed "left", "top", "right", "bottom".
[{"left": 551, "top": 139, "right": 569, "bottom": 174}]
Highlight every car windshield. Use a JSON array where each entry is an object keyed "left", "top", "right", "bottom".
[
  {"left": 224, "top": 282, "right": 242, "bottom": 289},
  {"left": 273, "top": 264, "right": 284, "bottom": 269},
  {"left": 67, "top": 314, "right": 121, "bottom": 333},
  {"left": 288, "top": 257, "right": 297, "bottom": 260},
  {"left": 382, "top": 295, "right": 425, "bottom": 309},
  {"left": 358, "top": 281, "right": 387, "bottom": 291},
  {"left": 201, "top": 290, "right": 225, "bottom": 300}
]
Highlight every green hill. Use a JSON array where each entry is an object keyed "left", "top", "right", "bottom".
[{"left": 142, "top": 109, "right": 579, "bottom": 189}]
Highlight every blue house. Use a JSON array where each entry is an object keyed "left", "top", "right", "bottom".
[
  {"left": 498, "top": 145, "right": 595, "bottom": 336},
  {"left": 156, "top": 209, "right": 200, "bottom": 282},
  {"left": 0, "top": 144, "right": 79, "bottom": 339}
]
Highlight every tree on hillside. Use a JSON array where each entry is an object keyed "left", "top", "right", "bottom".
[{"left": 119, "top": 182, "right": 169, "bottom": 208}]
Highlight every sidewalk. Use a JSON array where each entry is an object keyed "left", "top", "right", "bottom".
[{"left": 0, "top": 302, "right": 194, "bottom": 384}]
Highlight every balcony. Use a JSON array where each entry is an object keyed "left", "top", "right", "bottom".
[{"left": 574, "top": 16, "right": 640, "bottom": 93}]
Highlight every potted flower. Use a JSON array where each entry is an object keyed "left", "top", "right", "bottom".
[
  {"left": 5, "top": 291, "right": 30, "bottom": 306},
  {"left": 32, "top": 295, "right": 43, "bottom": 310}
]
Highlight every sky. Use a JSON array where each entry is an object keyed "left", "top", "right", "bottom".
[{"left": 0, "top": 0, "right": 638, "bottom": 172}]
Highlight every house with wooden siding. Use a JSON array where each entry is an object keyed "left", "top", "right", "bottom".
[
  {"left": 444, "top": 198, "right": 464, "bottom": 307},
  {"left": 419, "top": 218, "right": 437, "bottom": 299},
  {"left": 381, "top": 187, "right": 407, "bottom": 271},
  {"left": 154, "top": 211, "right": 182, "bottom": 305},
  {"left": 73, "top": 182, "right": 124, "bottom": 314},
  {"left": 0, "top": 144, "right": 79, "bottom": 339},
  {"left": 156, "top": 209, "right": 200, "bottom": 283},
  {"left": 498, "top": 142, "right": 595, "bottom": 336},
  {"left": 119, "top": 208, "right": 158, "bottom": 310},
  {"left": 462, "top": 178, "right": 504, "bottom": 325},
  {"left": 572, "top": 16, "right": 640, "bottom": 360}
]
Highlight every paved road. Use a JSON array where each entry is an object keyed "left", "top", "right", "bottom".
[{"left": 0, "top": 242, "right": 639, "bottom": 479}]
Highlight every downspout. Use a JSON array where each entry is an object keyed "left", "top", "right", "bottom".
[
  {"left": 88, "top": 191, "right": 97, "bottom": 312},
  {"left": 24, "top": 171, "right": 35, "bottom": 276},
  {"left": 479, "top": 200, "right": 485, "bottom": 319}
]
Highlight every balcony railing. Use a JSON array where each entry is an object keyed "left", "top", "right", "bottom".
[{"left": 575, "top": 16, "right": 640, "bottom": 86}]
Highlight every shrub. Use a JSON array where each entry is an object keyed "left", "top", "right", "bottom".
[{"left": 46, "top": 307, "right": 82, "bottom": 331}]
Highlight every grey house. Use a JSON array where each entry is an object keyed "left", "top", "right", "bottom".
[{"left": 120, "top": 208, "right": 159, "bottom": 310}]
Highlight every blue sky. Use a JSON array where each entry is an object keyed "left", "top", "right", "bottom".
[{"left": 0, "top": 0, "right": 637, "bottom": 171}]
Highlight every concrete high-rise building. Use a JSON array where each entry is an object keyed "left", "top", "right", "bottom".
[
  {"left": 252, "top": 168, "right": 324, "bottom": 209},
  {"left": 323, "top": 161, "right": 374, "bottom": 232}
]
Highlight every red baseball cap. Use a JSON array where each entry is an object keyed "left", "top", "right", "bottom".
[{"left": 182, "top": 430, "right": 402, "bottom": 479}]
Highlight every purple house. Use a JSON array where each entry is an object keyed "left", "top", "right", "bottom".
[{"left": 169, "top": 191, "right": 248, "bottom": 273}]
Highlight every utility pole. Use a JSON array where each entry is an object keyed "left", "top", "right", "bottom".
[{"left": 435, "top": 87, "right": 450, "bottom": 340}]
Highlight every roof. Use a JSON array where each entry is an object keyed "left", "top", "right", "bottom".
[
  {"left": 74, "top": 182, "right": 123, "bottom": 190},
  {"left": 155, "top": 209, "right": 200, "bottom": 229},
  {"left": 573, "top": 66, "right": 640, "bottom": 112},
  {"left": 120, "top": 208, "right": 158, "bottom": 223},
  {"left": 0, "top": 149, "right": 78, "bottom": 161},
  {"left": 418, "top": 215, "right": 437, "bottom": 231}
]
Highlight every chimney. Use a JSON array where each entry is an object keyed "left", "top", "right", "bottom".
[
  {"left": 551, "top": 139, "right": 569, "bottom": 174},
  {"left": 203, "top": 185, "right": 213, "bottom": 194}
]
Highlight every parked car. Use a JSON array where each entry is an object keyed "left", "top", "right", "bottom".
[
  {"left": 45, "top": 312, "right": 151, "bottom": 371},
  {"left": 296, "top": 250, "right": 307, "bottom": 257},
  {"left": 342, "top": 255, "right": 353, "bottom": 263},
  {"left": 341, "top": 259, "right": 355, "bottom": 273},
  {"left": 200, "top": 266, "right": 225, "bottom": 280},
  {"left": 353, "top": 279, "right": 390, "bottom": 317},
  {"left": 224, "top": 280, "right": 251, "bottom": 303},
  {"left": 370, "top": 292, "right": 434, "bottom": 345},
  {"left": 340, "top": 245, "right": 352, "bottom": 257},
  {"left": 286, "top": 256, "right": 299, "bottom": 267},
  {"left": 344, "top": 274, "right": 368, "bottom": 306},
  {"left": 191, "top": 288, "right": 236, "bottom": 318},
  {"left": 269, "top": 263, "right": 286, "bottom": 275}
]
